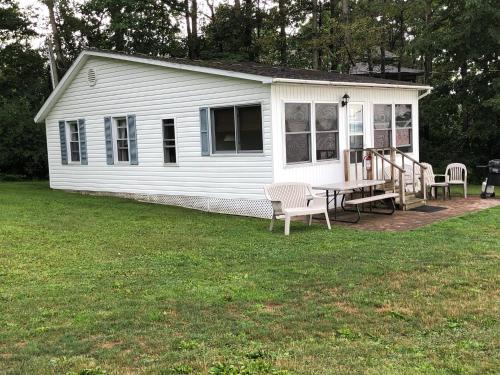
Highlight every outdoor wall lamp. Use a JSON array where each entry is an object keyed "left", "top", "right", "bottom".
[{"left": 341, "top": 93, "right": 350, "bottom": 107}]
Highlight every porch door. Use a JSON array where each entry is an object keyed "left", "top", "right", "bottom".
[{"left": 347, "top": 103, "right": 365, "bottom": 164}]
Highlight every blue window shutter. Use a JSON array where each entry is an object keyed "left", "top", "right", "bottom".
[
  {"left": 127, "top": 114, "right": 138, "bottom": 165},
  {"left": 200, "top": 107, "right": 210, "bottom": 156},
  {"left": 104, "top": 116, "right": 114, "bottom": 165},
  {"left": 78, "top": 119, "right": 88, "bottom": 165},
  {"left": 58, "top": 120, "right": 68, "bottom": 165}
]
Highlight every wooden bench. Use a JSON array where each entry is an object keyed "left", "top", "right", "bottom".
[{"left": 344, "top": 192, "right": 399, "bottom": 223}]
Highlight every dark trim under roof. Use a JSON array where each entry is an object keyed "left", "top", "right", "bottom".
[{"left": 86, "top": 48, "right": 425, "bottom": 87}]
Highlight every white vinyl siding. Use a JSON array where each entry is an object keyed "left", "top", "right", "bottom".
[{"left": 45, "top": 56, "right": 272, "bottom": 199}]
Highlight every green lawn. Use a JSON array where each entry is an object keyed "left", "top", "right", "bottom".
[{"left": 1, "top": 182, "right": 499, "bottom": 375}]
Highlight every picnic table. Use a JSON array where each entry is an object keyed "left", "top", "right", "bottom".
[{"left": 313, "top": 180, "right": 397, "bottom": 223}]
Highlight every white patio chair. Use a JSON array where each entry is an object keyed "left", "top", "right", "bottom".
[
  {"left": 445, "top": 163, "right": 467, "bottom": 198},
  {"left": 264, "top": 182, "right": 331, "bottom": 236},
  {"left": 421, "top": 162, "right": 449, "bottom": 199}
]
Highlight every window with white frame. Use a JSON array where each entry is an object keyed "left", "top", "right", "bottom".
[
  {"left": 67, "top": 120, "right": 80, "bottom": 162},
  {"left": 115, "top": 117, "right": 129, "bottom": 162},
  {"left": 395, "top": 104, "right": 412, "bottom": 152},
  {"left": 315, "top": 103, "right": 339, "bottom": 160},
  {"left": 348, "top": 104, "right": 364, "bottom": 163},
  {"left": 162, "top": 119, "right": 176, "bottom": 163},
  {"left": 210, "top": 104, "right": 263, "bottom": 153},
  {"left": 285, "top": 103, "right": 311, "bottom": 163},
  {"left": 373, "top": 104, "right": 392, "bottom": 149}
]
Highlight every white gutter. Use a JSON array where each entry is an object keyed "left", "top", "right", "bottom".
[
  {"left": 272, "top": 77, "right": 432, "bottom": 90},
  {"left": 418, "top": 88, "right": 432, "bottom": 100}
]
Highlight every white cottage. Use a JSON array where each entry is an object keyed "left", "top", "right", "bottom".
[{"left": 35, "top": 49, "right": 431, "bottom": 218}]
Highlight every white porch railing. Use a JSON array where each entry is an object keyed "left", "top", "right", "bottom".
[{"left": 343, "top": 147, "right": 427, "bottom": 210}]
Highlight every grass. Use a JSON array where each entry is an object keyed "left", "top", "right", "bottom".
[{"left": 0, "top": 182, "right": 498, "bottom": 375}]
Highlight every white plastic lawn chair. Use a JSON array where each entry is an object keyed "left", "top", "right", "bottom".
[
  {"left": 264, "top": 182, "right": 331, "bottom": 236},
  {"left": 445, "top": 163, "right": 468, "bottom": 198},
  {"left": 421, "top": 162, "right": 449, "bottom": 199}
]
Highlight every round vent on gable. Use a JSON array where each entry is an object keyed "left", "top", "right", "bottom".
[{"left": 87, "top": 68, "right": 97, "bottom": 87}]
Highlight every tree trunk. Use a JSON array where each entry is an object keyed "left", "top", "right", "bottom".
[
  {"left": 380, "top": 0, "right": 386, "bottom": 78},
  {"left": 367, "top": 48, "right": 373, "bottom": 76},
  {"left": 423, "top": 0, "right": 433, "bottom": 83},
  {"left": 43, "top": 0, "right": 64, "bottom": 69},
  {"left": 278, "top": 0, "right": 287, "bottom": 67},
  {"left": 329, "top": 0, "right": 337, "bottom": 70},
  {"left": 317, "top": 1, "right": 323, "bottom": 68},
  {"left": 312, "top": 0, "right": 319, "bottom": 69},
  {"left": 206, "top": 0, "right": 215, "bottom": 20},
  {"left": 243, "top": 0, "right": 255, "bottom": 61},
  {"left": 254, "top": 0, "right": 262, "bottom": 61},
  {"left": 398, "top": 7, "right": 404, "bottom": 81},
  {"left": 185, "top": 0, "right": 192, "bottom": 58},
  {"left": 341, "top": 0, "right": 350, "bottom": 73},
  {"left": 190, "top": 0, "right": 199, "bottom": 59},
  {"left": 235, "top": 0, "right": 241, "bottom": 16}
]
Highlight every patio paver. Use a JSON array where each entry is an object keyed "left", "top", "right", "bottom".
[{"left": 321, "top": 196, "right": 500, "bottom": 231}]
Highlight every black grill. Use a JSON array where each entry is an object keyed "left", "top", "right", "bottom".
[
  {"left": 485, "top": 159, "right": 500, "bottom": 186},
  {"left": 477, "top": 159, "right": 500, "bottom": 198}
]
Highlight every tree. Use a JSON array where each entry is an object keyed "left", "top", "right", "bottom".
[
  {"left": 185, "top": 0, "right": 200, "bottom": 59},
  {"left": 415, "top": 0, "right": 500, "bottom": 180},
  {"left": 0, "top": 2, "right": 50, "bottom": 177},
  {"left": 79, "top": 0, "right": 185, "bottom": 57},
  {"left": 277, "top": 0, "right": 287, "bottom": 66}
]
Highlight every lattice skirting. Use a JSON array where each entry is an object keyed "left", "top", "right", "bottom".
[{"left": 73, "top": 190, "right": 273, "bottom": 218}]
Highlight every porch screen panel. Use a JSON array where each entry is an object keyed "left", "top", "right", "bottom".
[
  {"left": 396, "top": 104, "right": 412, "bottom": 152},
  {"left": 285, "top": 103, "right": 311, "bottom": 164},
  {"left": 348, "top": 104, "right": 364, "bottom": 163},
  {"left": 373, "top": 104, "right": 392, "bottom": 149},
  {"left": 315, "top": 103, "right": 339, "bottom": 160}
]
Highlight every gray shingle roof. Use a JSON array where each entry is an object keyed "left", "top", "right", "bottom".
[{"left": 87, "top": 48, "right": 425, "bottom": 87}]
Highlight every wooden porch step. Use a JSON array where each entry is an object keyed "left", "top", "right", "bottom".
[
  {"left": 394, "top": 193, "right": 426, "bottom": 210},
  {"left": 404, "top": 199, "right": 426, "bottom": 210}
]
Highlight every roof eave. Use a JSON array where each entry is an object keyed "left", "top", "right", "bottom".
[{"left": 271, "top": 77, "right": 432, "bottom": 90}]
